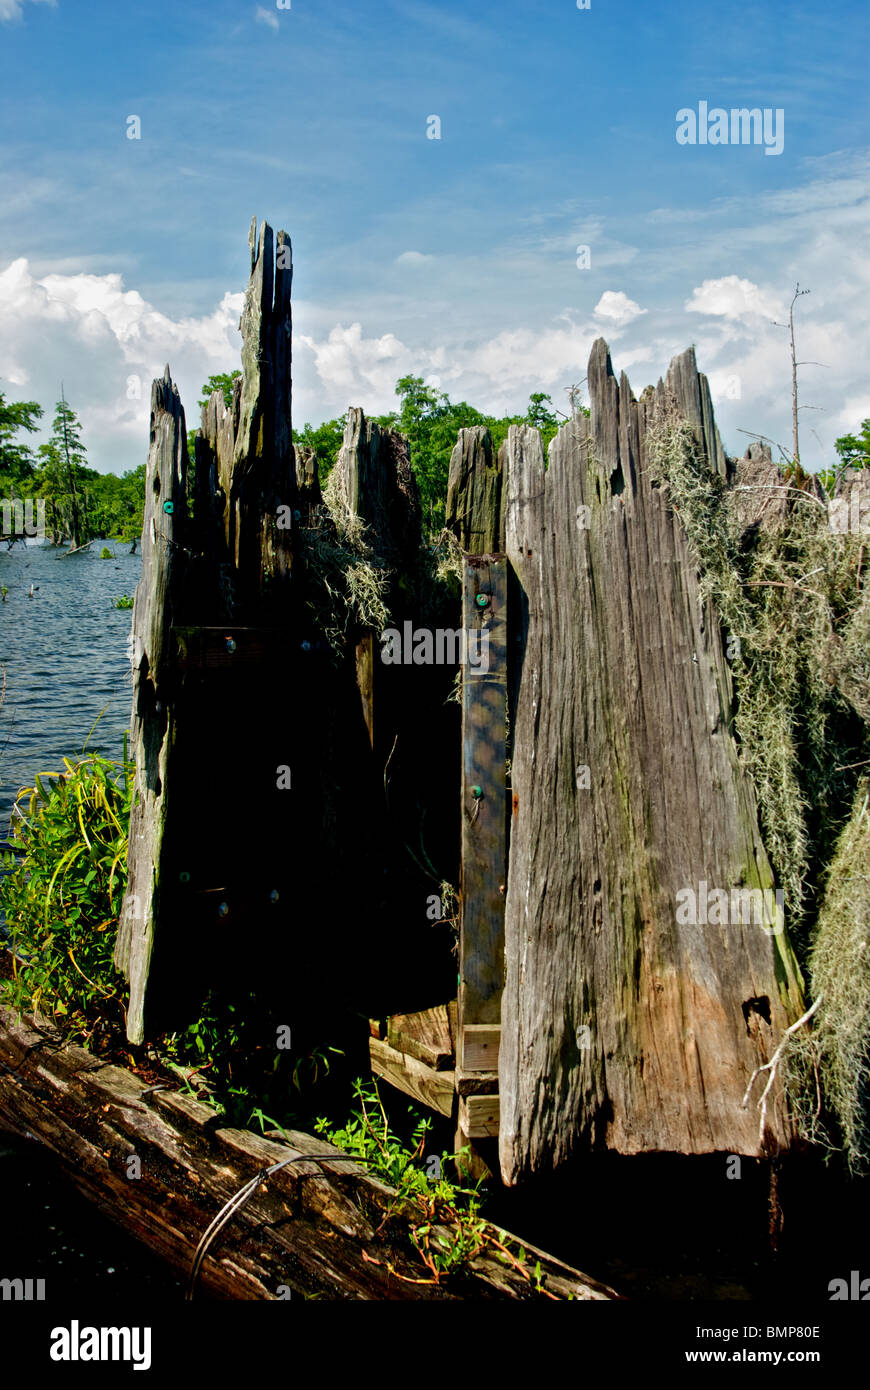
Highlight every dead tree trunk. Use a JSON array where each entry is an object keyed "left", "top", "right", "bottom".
[
  {"left": 499, "top": 340, "right": 805, "bottom": 1183},
  {"left": 116, "top": 221, "right": 297, "bottom": 1044}
]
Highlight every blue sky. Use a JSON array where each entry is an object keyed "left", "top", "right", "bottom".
[{"left": 0, "top": 0, "right": 867, "bottom": 472}]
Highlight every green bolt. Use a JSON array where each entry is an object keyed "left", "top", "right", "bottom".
[
  {"left": 475, "top": 593, "right": 489, "bottom": 608},
  {"left": 472, "top": 785, "right": 483, "bottom": 799},
  {"left": 162, "top": 500, "right": 174, "bottom": 515},
  {"left": 179, "top": 871, "right": 191, "bottom": 883}
]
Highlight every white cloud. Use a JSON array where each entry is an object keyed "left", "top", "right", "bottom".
[
  {"left": 0, "top": 257, "right": 243, "bottom": 469},
  {"left": 395, "top": 251, "right": 433, "bottom": 265},
  {"left": 685, "top": 275, "right": 781, "bottom": 323},
  {"left": 593, "top": 291, "right": 647, "bottom": 326},
  {"left": 297, "top": 322, "right": 407, "bottom": 404},
  {"left": 0, "top": 0, "right": 54, "bottom": 20},
  {"left": 254, "top": 5, "right": 279, "bottom": 33}
]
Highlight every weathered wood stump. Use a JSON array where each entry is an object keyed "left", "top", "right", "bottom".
[{"left": 499, "top": 340, "right": 805, "bottom": 1183}]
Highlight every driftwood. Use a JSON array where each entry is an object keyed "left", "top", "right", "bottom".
[
  {"left": 0, "top": 1005, "right": 616, "bottom": 1301},
  {"left": 498, "top": 340, "right": 805, "bottom": 1183}
]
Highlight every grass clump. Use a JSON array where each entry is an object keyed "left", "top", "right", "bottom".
[{"left": 0, "top": 750, "right": 131, "bottom": 1044}]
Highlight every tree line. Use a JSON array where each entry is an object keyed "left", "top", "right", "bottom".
[{"left": 3, "top": 373, "right": 867, "bottom": 548}]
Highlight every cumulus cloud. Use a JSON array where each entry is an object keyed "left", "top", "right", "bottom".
[
  {"left": 593, "top": 291, "right": 647, "bottom": 326},
  {"left": 296, "top": 322, "right": 408, "bottom": 407},
  {"left": 0, "top": 257, "right": 243, "bottom": 470},
  {"left": 685, "top": 275, "right": 781, "bottom": 322},
  {"left": 395, "top": 251, "right": 433, "bottom": 265}
]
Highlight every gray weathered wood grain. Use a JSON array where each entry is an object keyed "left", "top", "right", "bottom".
[{"left": 499, "top": 338, "right": 805, "bottom": 1182}]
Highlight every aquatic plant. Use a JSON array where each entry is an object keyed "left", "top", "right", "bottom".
[{"left": 0, "top": 750, "right": 132, "bottom": 1042}]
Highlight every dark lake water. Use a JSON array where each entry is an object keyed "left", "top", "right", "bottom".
[{"left": 0, "top": 539, "right": 141, "bottom": 834}]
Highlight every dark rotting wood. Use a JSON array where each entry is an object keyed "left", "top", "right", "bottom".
[
  {"left": 117, "top": 220, "right": 300, "bottom": 1043},
  {"left": 0, "top": 1005, "right": 617, "bottom": 1301}
]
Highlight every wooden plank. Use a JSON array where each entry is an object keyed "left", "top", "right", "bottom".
[
  {"left": 387, "top": 1005, "right": 454, "bottom": 1070},
  {"left": 460, "top": 1024, "right": 500, "bottom": 1072},
  {"left": 460, "top": 1093, "right": 500, "bottom": 1140},
  {"left": 369, "top": 1037, "right": 455, "bottom": 1118},
  {"left": 459, "top": 556, "right": 507, "bottom": 1030}
]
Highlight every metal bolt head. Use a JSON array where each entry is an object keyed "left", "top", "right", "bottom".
[
  {"left": 300, "top": 640, "right": 311, "bottom": 652},
  {"left": 269, "top": 889, "right": 280, "bottom": 905},
  {"left": 217, "top": 902, "right": 230, "bottom": 919},
  {"left": 162, "top": 500, "right": 174, "bottom": 515},
  {"left": 293, "top": 509, "right": 301, "bottom": 522},
  {"left": 472, "top": 785, "right": 483, "bottom": 799},
  {"left": 475, "top": 593, "right": 490, "bottom": 609},
  {"left": 225, "top": 636, "right": 237, "bottom": 654},
  {"left": 179, "top": 871, "right": 191, "bottom": 884}
]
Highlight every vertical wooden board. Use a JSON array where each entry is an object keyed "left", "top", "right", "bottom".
[
  {"left": 499, "top": 340, "right": 805, "bottom": 1183},
  {"left": 114, "top": 367, "right": 189, "bottom": 1044},
  {"left": 459, "top": 557, "right": 507, "bottom": 1035}
]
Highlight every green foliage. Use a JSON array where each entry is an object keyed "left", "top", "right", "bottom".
[
  {"left": 293, "top": 416, "right": 347, "bottom": 483},
  {"left": 0, "top": 389, "right": 43, "bottom": 491},
  {"left": 834, "top": 419, "right": 870, "bottom": 469},
  {"left": 156, "top": 989, "right": 345, "bottom": 1126},
  {"left": 112, "top": 594, "right": 135, "bottom": 609},
  {"left": 0, "top": 751, "right": 132, "bottom": 1042},
  {"left": 315, "top": 1080, "right": 555, "bottom": 1292},
  {"left": 198, "top": 371, "right": 241, "bottom": 411},
  {"left": 99, "top": 546, "right": 114, "bottom": 559},
  {"left": 818, "top": 419, "right": 870, "bottom": 496}
]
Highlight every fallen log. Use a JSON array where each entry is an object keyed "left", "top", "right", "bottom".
[{"left": 0, "top": 1005, "right": 617, "bottom": 1301}]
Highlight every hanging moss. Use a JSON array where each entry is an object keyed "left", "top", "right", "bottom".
[
  {"left": 645, "top": 392, "right": 868, "bottom": 936},
  {"left": 787, "top": 783, "right": 870, "bottom": 1172},
  {"left": 646, "top": 391, "right": 870, "bottom": 1167}
]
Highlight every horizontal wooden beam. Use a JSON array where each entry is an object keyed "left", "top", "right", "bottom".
[
  {"left": 459, "top": 1093, "right": 500, "bottom": 1139},
  {"left": 460, "top": 1024, "right": 500, "bottom": 1072},
  {"left": 386, "top": 1005, "right": 454, "bottom": 1071},
  {"left": 173, "top": 626, "right": 302, "bottom": 670},
  {"left": 369, "top": 1037, "right": 455, "bottom": 1119}
]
